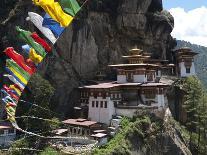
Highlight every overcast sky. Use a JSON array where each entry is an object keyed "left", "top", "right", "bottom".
[{"left": 163, "top": 0, "right": 207, "bottom": 47}]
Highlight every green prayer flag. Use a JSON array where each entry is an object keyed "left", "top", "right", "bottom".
[
  {"left": 16, "top": 26, "right": 46, "bottom": 57},
  {"left": 60, "top": 0, "right": 81, "bottom": 16},
  {"left": 6, "top": 59, "right": 31, "bottom": 81}
]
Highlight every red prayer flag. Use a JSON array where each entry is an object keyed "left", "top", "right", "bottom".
[
  {"left": 4, "top": 47, "right": 36, "bottom": 75},
  {"left": 31, "top": 32, "right": 52, "bottom": 53}
]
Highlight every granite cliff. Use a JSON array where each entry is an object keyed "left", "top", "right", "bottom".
[{"left": 0, "top": 0, "right": 176, "bottom": 116}]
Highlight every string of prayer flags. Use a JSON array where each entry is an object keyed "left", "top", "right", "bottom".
[{"left": 0, "top": 0, "right": 89, "bottom": 135}]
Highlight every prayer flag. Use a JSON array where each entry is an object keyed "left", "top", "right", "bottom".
[
  {"left": 29, "top": 48, "right": 43, "bottom": 64},
  {"left": 4, "top": 47, "right": 36, "bottom": 75},
  {"left": 60, "top": 0, "right": 81, "bottom": 16},
  {"left": 33, "top": 0, "right": 73, "bottom": 27},
  {"left": 16, "top": 27, "right": 47, "bottom": 57},
  {"left": 43, "top": 13, "right": 65, "bottom": 38},
  {"left": 31, "top": 32, "right": 52, "bottom": 52},
  {"left": 6, "top": 59, "right": 31, "bottom": 81},
  {"left": 27, "top": 12, "right": 57, "bottom": 44}
]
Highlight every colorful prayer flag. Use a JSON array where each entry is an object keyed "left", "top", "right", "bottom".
[
  {"left": 60, "top": 0, "right": 81, "bottom": 16},
  {"left": 27, "top": 12, "right": 57, "bottom": 44},
  {"left": 33, "top": 0, "right": 73, "bottom": 27},
  {"left": 16, "top": 27, "right": 47, "bottom": 57},
  {"left": 43, "top": 14, "right": 65, "bottom": 38}
]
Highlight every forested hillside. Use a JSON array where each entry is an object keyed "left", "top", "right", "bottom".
[{"left": 176, "top": 40, "right": 207, "bottom": 87}]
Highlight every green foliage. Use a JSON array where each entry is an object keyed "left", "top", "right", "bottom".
[
  {"left": 174, "top": 76, "right": 207, "bottom": 154},
  {"left": 93, "top": 115, "right": 161, "bottom": 155},
  {"left": 39, "top": 147, "right": 59, "bottom": 155},
  {"left": 9, "top": 138, "right": 29, "bottom": 155},
  {"left": 16, "top": 73, "right": 59, "bottom": 134}
]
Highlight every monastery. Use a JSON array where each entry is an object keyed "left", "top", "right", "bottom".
[{"left": 76, "top": 47, "right": 198, "bottom": 125}]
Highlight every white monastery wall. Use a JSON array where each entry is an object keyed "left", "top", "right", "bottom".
[
  {"left": 88, "top": 97, "right": 115, "bottom": 125},
  {"left": 133, "top": 75, "right": 146, "bottom": 83},
  {"left": 179, "top": 62, "right": 196, "bottom": 77},
  {"left": 117, "top": 75, "right": 127, "bottom": 83}
]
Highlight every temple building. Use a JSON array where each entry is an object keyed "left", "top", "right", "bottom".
[
  {"left": 0, "top": 122, "right": 16, "bottom": 147},
  {"left": 78, "top": 48, "right": 170, "bottom": 125},
  {"left": 175, "top": 47, "right": 198, "bottom": 77}
]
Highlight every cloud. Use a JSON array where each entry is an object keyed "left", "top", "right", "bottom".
[{"left": 169, "top": 6, "right": 207, "bottom": 47}]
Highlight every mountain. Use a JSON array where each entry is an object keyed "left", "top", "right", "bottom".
[{"left": 176, "top": 40, "right": 207, "bottom": 88}]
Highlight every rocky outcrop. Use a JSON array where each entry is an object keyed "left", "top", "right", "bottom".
[{"left": 0, "top": 0, "right": 176, "bottom": 116}]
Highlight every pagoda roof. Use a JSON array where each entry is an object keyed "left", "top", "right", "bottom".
[
  {"left": 142, "top": 52, "right": 152, "bottom": 56},
  {"left": 62, "top": 119, "right": 97, "bottom": 127},
  {"left": 128, "top": 48, "right": 143, "bottom": 55},
  {"left": 175, "top": 47, "right": 198, "bottom": 56},
  {"left": 161, "top": 64, "right": 175, "bottom": 68},
  {"left": 79, "top": 82, "right": 120, "bottom": 89},
  {"left": 122, "top": 55, "right": 150, "bottom": 59},
  {"left": 144, "top": 59, "right": 169, "bottom": 63},
  {"left": 129, "top": 48, "right": 143, "bottom": 52},
  {"left": 108, "top": 63, "right": 160, "bottom": 68},
  {"left": 79, "top": 81, "right": 169, "bottom": 89}
]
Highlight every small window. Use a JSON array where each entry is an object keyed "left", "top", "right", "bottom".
[
  {"left": 114, "top": 101, "right": 117, "bottom": 107},
  {"left": 100, "top": 101, "right": 103, "bottom": 108},
  {"left": 103, "top": 93, "right": 106, "bottom": 99},
  {"left": 96, "top": 101, "right": 99, "bottom": 107},
  {"left": 92, "top": 101, "right": 95, "bottom": 107},
  {"left": 94, "top": 92, "right": 97, "bottom": 99},
  {"left": 0, "top": 130, "right": 4, "bottom": 135},
  {"left": 8, "top": 129, "right": 14, "bottom": 134},
  {"left": 186, "top": 68, "right": 190, "bottom": 73},
  {"left": 105, "top": 101, "right": 107, "bottom": 108}
]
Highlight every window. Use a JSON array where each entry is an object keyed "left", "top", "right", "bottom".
[
  {"left": 114, "top": 101, "right": 117, "bottom": 107},
  {"left": 100, "top": 101, "right": 103, "bottom": 108},
  {"left": 0, "top": 130, "right": 4, "bottom": 135},
  {"left": 186, "top": 68, "right": 190, "bottom": 73},
  {"left": 103, "top": 93, "right": 106, "bottom": 99},
  {"left": 105, "top": 101, "right": 107, "bottom": 108},
  {"left": 8, "top": 129, "right": 14, "bottom": 134},
  {"left": 92, "top": 101, "right": 95, "bottom": 107},
  {"left": 96, "top": 101, "right": 99, "bottom": 107}
]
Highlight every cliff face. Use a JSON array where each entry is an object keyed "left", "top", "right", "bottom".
[{"left": 0, "top": 0, "right": 176, "bottom": 116}]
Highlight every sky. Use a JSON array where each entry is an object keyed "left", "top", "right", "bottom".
[{"left": 163, "top": 0, "right": 207, "bottom": 47}]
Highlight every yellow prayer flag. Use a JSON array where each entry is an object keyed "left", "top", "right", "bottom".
[
  {"left": 29, "top": 48, "right": 43, "bottom": 64},
  {"left": 8, "top": 67, "right": 28, "bottom": 85},
  {"left": 10, "top": 85, "right": 22, "bottom": 96},
  {"left": 33, "top": 0, "right": 73, "bottom": 27}
]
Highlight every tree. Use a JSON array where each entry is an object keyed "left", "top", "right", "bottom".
[
  {"left": 40, "top": 147, "right": 59, "bottom": 155},
  {"left": 181, "top": 76, "right": 207, "bottom": 154}
]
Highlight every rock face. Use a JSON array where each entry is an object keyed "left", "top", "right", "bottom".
[{"left": 0, "top": 0, "right": 176, "bottom": 116}]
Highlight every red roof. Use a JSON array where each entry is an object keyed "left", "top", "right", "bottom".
[
  {"left": 91, "top": 133, "right": 107, "bottom": 138},
  {"left": 0, "top": 122, "right": 13, "bottom": 130},
  {"left": 79, "top": 82, "right": 168, "bottom": 89},
  {"left": 62, "top": 119, "right": 97, "bottom": 127},
  {"left": 53, "top": 129, "right": 68, "bottom": 135}
]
